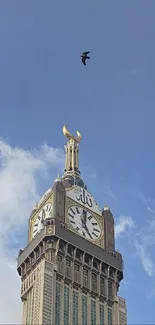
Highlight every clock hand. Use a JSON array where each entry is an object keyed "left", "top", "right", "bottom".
[
  {"left": 79, "top": 211, "right": 93, "bottom": 238},
  {"left": 83, "top": 224, "right": 93, "bottom": 239},
  {"left": 75, "top": 220, "right": 86, "bottom": 229},
  {"left": 80, "top": 210, "right": 87, "bottom": 226}
]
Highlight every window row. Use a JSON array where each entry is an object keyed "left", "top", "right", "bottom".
[
  {"left": 57, "top": 259, "right": 113, "bottom": 297},
  {"left": 55, "top": 284, "right": 112, "bottom": 325},
  {"left": 57, "top": 249, "right": 112, "bottom": 274},
  {"left": 57, "top": 254, "right": 115, "bottom": 277}
]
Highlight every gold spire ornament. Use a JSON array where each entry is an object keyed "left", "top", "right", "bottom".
[
  {"left": 62, "top": 125, "right": 82, "bottom": 143},
  {"left": 62, "top": 125, "right": 82, "bottom": 177}
]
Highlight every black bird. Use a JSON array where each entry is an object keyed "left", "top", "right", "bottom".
[{"left": 81, "top": 51, "right": 90, "bottom": 66}]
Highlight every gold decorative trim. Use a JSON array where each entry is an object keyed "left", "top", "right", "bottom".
[
  {"left": 47, "top": 227, "right": 53, "bottom": 234},
  {"left": 62, "top": 125, "right": 82, "bottom": 143}
]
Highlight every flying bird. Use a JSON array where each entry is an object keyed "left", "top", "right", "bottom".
[{"left": 81, "top": 51, "right": 90, "bottom": 66}]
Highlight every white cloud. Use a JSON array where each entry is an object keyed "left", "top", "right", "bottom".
[
  {"left": 136, "top": 190, "right": 155, "bottom": 214},
  {"left": 115, "top": 216, "right": 134, "bottom": 238},
  {"left": 104, "top": 189, "right": 117, "bottom": 205},
  {"left": 134, "top": 240, "right": 154, "bottom": 277},
  {"left": 0, "top": 138, "right": 64, "bottom": 324},
  {"left": 114, "top": 213, "right": 155, "bottom": 279},
  {"left": 132, "top": 216, "right": 155, "bottom": 278}
]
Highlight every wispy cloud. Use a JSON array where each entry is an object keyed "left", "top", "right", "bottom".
[
  {"left": 134, "top": 240, "right": 154, "bottom": 277},
  {"left": 104, "top": 189, "right": 117, "bottom": 205},
  {"left": 90, "top": 171, "right": 97, "bottom": 179},
  {"left": 120, "top": 271, "right": 134, "bottom": 292},
  {"left": 82, "top": 164, "right": 98, "bottom": 180},
  {"left": 0, "top": 138, "right": 64, "bottom": 324},
  {"left": 132, "top": 212, "right": 155, "bottom": 279},
  {"left": 136, "top": 190, "right": 155, "bottom": 214},
  {"left": 148, "top": 286, "right": 155, "bottom": 299},
  {"left": 115, "top": 216, "right": 135, "bottom": 238}
]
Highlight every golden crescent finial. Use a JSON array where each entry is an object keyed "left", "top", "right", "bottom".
[{"left": 62, "top": 125, "right": 82, "bottom": 143}]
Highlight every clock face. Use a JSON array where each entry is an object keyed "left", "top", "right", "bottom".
[
  {"left": 32, "top": 203, "right": 53, "bottom": 238},
  {"left": 68, "top": 206, "right": 101, "bottom": 241}
]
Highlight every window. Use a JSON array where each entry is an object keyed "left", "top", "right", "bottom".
[
  {"left": 73, "top": 290, "right": 78, "bottom": 325},
  {"left": 27, "top": 259, "right": 30, "bottom": 270},
  {"left": 55, "top": 282, "right": 61, "bottom": 325},
  {"left": 85, "top": 254, "right": 90, "bottom": 264},
  {"left": 93, "top": 260, "right": 98, "bottom": 269},
  {"left": 100, "top": 304, "right": 104, "bottom": 325},
  {"left": 108, "top": 281, "right": 113, "bottom": 299},
  {"left": 109, "top": 268, "right": 114, "bottom": 278},
  {"left": 101, "top": 263, "right": 106, "bottom": 274},
  {"left": 59, "top": 241, "right": 65, "bottom": 252},
  {"left": 68, "top": 245, "right": 73, "bottom": 256},
  {"left": 64, "top": 286, "right": 70, "bottom": 325},
  {"left": 66, "top": 259, "right": 71, "bottom": 278},
  {"left": 36, "top": 249, "right": 39, "bottom": 259},
  {"left": 76, "top": 250, "right": 81, "bottom": 260},
  {"left": 92, "top": 273, "right": 97, "bottom": 292},
  {"left": 50, "top": 251, "right": 55, "bottom": 262},
  {"left": 57, "top": 255, "right": 63, "bottom": 274},
  {"left": 43, "top": 273, "right": 53, "bottom": 323},
  {"left": 108, "top": 308, "right": 112, "bottom": 325},
  {"left": 91, "top": 300, "right": 96, "bottom": 325},
  {"left": 100, "top": 277, "right": 105, "bottom": 296},
  {"left": 31, "top": 255, "right": 34, "bottom": 264},
  {"left": 74, "top": 264, "right": 80, "bottom": 283},
  {"left": 82, "top": 295, "right": 87, "bottom": 325},
  {"left": 83, "top": 269, "right": 88, "bottom": 287}
]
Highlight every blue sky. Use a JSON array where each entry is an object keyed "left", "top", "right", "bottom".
[{"left": 0, "top": 1, "right": 155, "bottom": 323}]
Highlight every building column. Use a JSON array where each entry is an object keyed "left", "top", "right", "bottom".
[
  {"left": 22, "top": 299, "right": 27, "bottom": 324},
  {"left": 113, "top": 295, "right": 119, "bottom": 325},
  {"left": 52, "top": 266, "right": 57, "bottom": 325}
]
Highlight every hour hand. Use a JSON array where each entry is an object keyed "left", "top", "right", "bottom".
[{"left": 80, "top": 210, "right": 87, "bottom": 225}]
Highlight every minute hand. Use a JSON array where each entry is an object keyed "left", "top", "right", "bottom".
[{"left": 83, "top": 224, "right": 93, "bottom": 239}]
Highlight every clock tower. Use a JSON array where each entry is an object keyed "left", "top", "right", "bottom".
[{"left": 17, "top": 125, "right": 124, "bottom": 325}]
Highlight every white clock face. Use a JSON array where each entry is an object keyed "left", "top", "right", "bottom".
[
  {"left": 68, "top": 206, "right": 101, "bottom": 241},
  {"left": 32, "top": 203, "right": 53, "bottom": 238}
]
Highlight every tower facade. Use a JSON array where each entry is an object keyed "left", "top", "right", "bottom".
[
  {"left": 118, "top": 296, "right": 127, "bottom": 325},
  {"left": 17, "top": 125, "right": 124, "bottom": 325}
]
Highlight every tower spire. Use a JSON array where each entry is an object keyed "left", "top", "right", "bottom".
[{"left": 62, "top": 125, "right": 82, "bottom": 177}]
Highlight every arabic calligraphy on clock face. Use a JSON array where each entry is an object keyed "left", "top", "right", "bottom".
[{"left": 66, "top": 187, "right": 101, "bottom": 215}]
